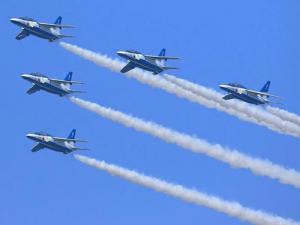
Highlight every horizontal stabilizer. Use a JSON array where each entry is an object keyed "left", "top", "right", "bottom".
[
  {"left": 246, "top": 89, "right": 282, "bottom": 99},
  {"left": 39, "top": 23, "right": 75, "bottom": 28},
  {"left": 31, "top": 143, "right": 44, "bottom": 152},
  {"left": 222, "top": 94, "right": 235, "bottom": 100},
  {"left": 50, "top": 78, "right": 84, "bottom": 84},
  {"left": 74, "top": 148, "right": 90, "bottom": 151},
  {"left": 145, "top": 55, "right": 180, "bottom": 60},
  {"left": 58, "top": 35, "right": 75, "bottom": 38},
  {"left": 70, "top": 90, "right": 85, "bottom": 94},
  {"left": 162, "top": 66, "right": 179, "bottom": 70},
  {"left": 53, "top": 137, "right": 88, "bottom": 143}
]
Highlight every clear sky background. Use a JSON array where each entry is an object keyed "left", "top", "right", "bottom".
[{"left": 1, "top": 0, "right": 300, "bottom": 224}]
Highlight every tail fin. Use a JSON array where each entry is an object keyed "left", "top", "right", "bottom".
[
  {"left": 54, "top": 16, "right": 62, "bottom": 30},
  {"left": 64, "top": 72, "right": 73, "bottom": 82},
  {"left": 68, "top": 129, "right": 76, "bottom": 139},
  {"left": 54, "top": 16, "right": 62, "bottom": 25},
  {"left": 159, "top": 48, "right": 166, "bottom": 57},
  {"left": 260, "top": 81, "right": 271, "bottom": 93}
]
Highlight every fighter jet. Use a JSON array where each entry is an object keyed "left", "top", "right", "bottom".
[
  {"left": 21, "top": 72, "right": 84, "bottom": 97},
  {"left": 10, "top": 16, "right": 74, "bottom": 41},
  {"left": 26, "top": 129, "right": 88, "bottom": 154},
  {"left": 219, "top": 81, "right": 281, "bottom": 105},
  {"left": 117, "top": 48, "right": 180, "bottom": 75}
]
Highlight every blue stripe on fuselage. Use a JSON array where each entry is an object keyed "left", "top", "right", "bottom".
[
  {"left": 127, "top": 57, "right": 163, "bottom": 74},
  {"left": 40, "top": 140, "right": 72, "bottom": 154},
  {"left": 226, "top": 90, "right": 265, "bottom": 105},
  {"left": 23, "top": 26, "right": 58, "bottom": 40},
  {"left": 34, "top": 81, "right": 69, "bottom": 96}
]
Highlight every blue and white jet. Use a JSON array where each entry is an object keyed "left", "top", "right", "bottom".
[
  {"left": 219, "top": 81, "right": 281, "bottom": 105},
  {"left": 10, "top": 16, "right": 74, "bottom": 42},
  {"left": 26, "top": 129, "right": 88, "bottom": 154},
  {"left": 117, "top": 48, "right": 180, "bottom": 75},
  {"left": 21, "top": 72, "right": 84, "bottom": 97}
]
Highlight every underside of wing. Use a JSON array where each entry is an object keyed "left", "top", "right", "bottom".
[
  {"left": 222, "top": 94, "right": 235, "bottom": 100},
  {"left": 31, "top": 143, "right": 45, "bottom": 152},
  {"left": 120, "top": 62, "right": 137, "bottom": 73},
  {"left": 16, "top": 29, "right": 30, "bottom": 40},
  {"left": 27, "top": 85, "right": 40, "bottom": 95}
]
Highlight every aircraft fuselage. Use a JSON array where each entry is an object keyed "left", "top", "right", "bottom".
[
  {"left": 22, "top": 74, "right": 71, "bottom": 96},
  {"left": 26, "top": 134, "right": 74, "bottom": 154},
  {"left": 11, "top": 18, "right": 59, "bottom": 41},
  {"left": 118, "top": 52, "right": 163, "bottom": 74},
  {"left": 219, "top": 85, "right": 267, "bottom": 105}
]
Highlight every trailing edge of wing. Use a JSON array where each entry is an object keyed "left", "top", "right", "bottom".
[
  {"left": 53, "top": 137, "right": 88, "bottom": 142},
  {"left": 120, "top": 62, "right": 136, "bottom": 73},
  {"left": 31, "top": 143, "right": 45, "bottom": 152},
  {"left": 27, "top": 85, "right": 40, "bottom": 95},
  {"left": 145, "top": 55, "right": 180, "bottom": 60}
]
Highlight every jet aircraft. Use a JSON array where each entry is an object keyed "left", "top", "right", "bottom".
[
  {"left": 117, "top": 48, "right": 180, "bottom": 75},
  {"left": 21, "top": 72, "right": 84, "bottom": 97},
  {"left": 26, "top": 129, "right": 88, "bottom": 154},
  {"left": 219, "top": 81, "right": 281, "bottom": 105},
  {"left": 10, "top": 16, "right": 74, "bottom": 41}
]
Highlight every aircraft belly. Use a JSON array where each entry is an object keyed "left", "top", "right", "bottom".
[
  {"left": 232, "top": 93, "right": 263, "bottom": 105},
  {"left": 36, "top": 83, "right": 68, "bottom": 96},
  {"left": 131, "top": 59, "right": 161, "bottom": 73},
  {"left": 25, "top": 27, "right": 57, "bottom": 40},
  {"left": 42, "top": 141, "right": 71, "bottom": 153}
]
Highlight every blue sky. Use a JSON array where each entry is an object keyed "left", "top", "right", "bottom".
[{"left": 1, "top": 0, "right": 300, "bottom": 224}]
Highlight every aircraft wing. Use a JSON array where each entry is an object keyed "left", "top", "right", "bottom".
[
  {"left": 27, "top": 85, "right": 40, "bottom": 95},
  {"left": 222, "top": 94, "right": 235, "bottom": 100},
  {"left": 246, "top": 90, "right": 282, "bottom": 99},
  {"left": 39, "top": 23, "right": 75, "bottom": 28},
  {"left": 145, "top": 55, "right": 180, "bottom": 60},
  {"left": 16, "top": 29, "right": 30, "bottom": 40},
  {"left": 52, "top": 137, "right": 88, "bottom": 142},
  {"left": 50, "top": 79, "right": 84, "bottom": 84},
  {"left": 31, "top": 143, "right": 45, "bottom": 152},
  {"left": 120, "top": 62, "right": 137, "bottom": 73}
]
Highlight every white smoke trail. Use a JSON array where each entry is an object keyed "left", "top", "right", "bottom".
[
  {"left": 60, "top": 42, "right": 300, "bottom": 138},
  {"left": 70, "top": 96, "right": 300, "bottom": 188},
  {"left": 266, "top": 106, "right": 300, "bottom": 128},
  {"left": 74, "top": 155, "right": 300, "bottom": 225},
  {"left": 164, "top": 74, "right": 300, "bottom": 131}
]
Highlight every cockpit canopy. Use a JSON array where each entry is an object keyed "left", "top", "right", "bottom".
[
  {"left": 126, "top": 50, "right": 141, "bottom": 54},
  {"left": 30, "top": 72, "right": 47, "bottom": 78},
  {"left": 19, "top": 17, "right": 35, "bottom": 22},
  {"left": 228, "top": 83, "right": 247, "bottom": 89},
  {"left": 34, "top": 131, "right": 51, "bottom": 136}
]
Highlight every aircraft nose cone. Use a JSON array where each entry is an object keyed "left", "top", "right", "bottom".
[
  {"left": 219, "top": 84, "right": 230, "bottom": 91},
  {"left": 117, "top": 51, "right": 126, "bottom": 57},
  {"left": 26, "top": 134, "right": 34, "bottom": 139},
  {"left": 21, "top": 74, "right": 32, "bottom": 81},
  {"left": 10, "top": 18, "right": 20, "bottom": 25}
]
